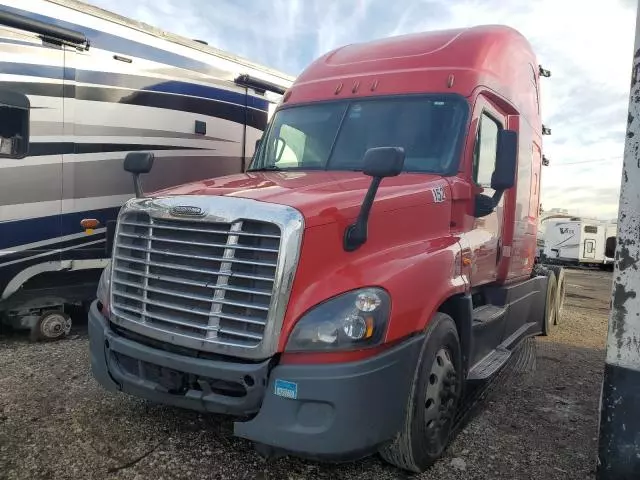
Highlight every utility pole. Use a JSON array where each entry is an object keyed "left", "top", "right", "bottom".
[{"left": 597, "top": 2, "right": 640, "bottom": 478}]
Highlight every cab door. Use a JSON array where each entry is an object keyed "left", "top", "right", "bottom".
[{"left": 469, "top": 96, "right": 507, "bottom": 287}]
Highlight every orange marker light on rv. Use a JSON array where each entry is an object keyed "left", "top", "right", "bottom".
[{"left": 80, "top": 218, "right": 100, "bottom": 234}]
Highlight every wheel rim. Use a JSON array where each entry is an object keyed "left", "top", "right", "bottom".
[
  {"left": 40, "top": 313, "right": 71, "bottom": 339},
  {"left": 424, "top": 347, "right": 458, "bottom": 446},
  {"left": 556, "top": 278, "right": 565, "bottom": 321}
]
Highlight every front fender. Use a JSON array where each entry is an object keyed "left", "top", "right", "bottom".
[{"left": 277, "top": 202, "right": 468, "bottom": 350}]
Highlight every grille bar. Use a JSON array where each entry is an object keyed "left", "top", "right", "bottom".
[
  {"left": 115, "top": 298, "right": 267, "bottom": 327},
  {"left": 111, "top": 211, "right": 281, "bottom": 350},
  {"left": 114, "top": 278, "right": 269, "bottom": 311},
  {"left": 114, "top": 254, "right": 275, "bottom": 282},
  {"left": 113, "top": 266, "right": 272, "bottom": 296},
  {"left": 116, "top": 243, "right": 278, "bottom": 268},
  {"left": 115, "top": 307, "right": 265, "bottom": 340},
  {"left": 118, "top": 231, "right": 279, "bottom": 253},
  {"left": 120, "top": 220, "right": 280, "bottom": 239}
]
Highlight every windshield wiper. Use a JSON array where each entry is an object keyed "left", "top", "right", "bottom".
[{"left": 246, "top": 165, "right": 283, "bottom": 172}]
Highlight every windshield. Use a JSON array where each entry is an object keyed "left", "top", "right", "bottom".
[{"left": 250, "top": 95, "right": 468, "bottom": 174}]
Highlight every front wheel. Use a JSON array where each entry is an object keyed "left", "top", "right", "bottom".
[{"left": 379, "top": 312, "right": 462, "bottom": 473}]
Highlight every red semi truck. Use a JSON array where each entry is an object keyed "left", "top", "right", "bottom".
[{"left": 89, "top": 24, "right": 565, "bottom": 472}]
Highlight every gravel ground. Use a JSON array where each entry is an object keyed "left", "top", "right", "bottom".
[{"left": 0, "top": 268, "right": 612, "bottom": 480}]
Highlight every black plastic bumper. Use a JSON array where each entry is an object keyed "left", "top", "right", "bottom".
[
  {"left": 88, "top": 301, "right": 271, "bottom": 415},
  {"left": 88, "top": 300, "right": 424, "bottom": 458}
]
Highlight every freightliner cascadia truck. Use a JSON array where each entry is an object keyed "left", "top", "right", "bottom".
[{"left": 88, "top": 24, "right": 565, "bottom": 472}]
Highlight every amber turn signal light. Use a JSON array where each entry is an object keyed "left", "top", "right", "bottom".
[{"left": 80, "top": 218, "right": 100, "bottom": 234}]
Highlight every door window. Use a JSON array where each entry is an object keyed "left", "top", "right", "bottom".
[{"left": 473, "top": 113, "right": 501, "bottom": 188}]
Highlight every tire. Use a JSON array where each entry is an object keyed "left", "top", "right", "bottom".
[
  {"left": 30, "top": 311, "right": 72, "bottom": 342},
  {"left": 540, "top": 270, "right": 557, "bottom": 336},
  {"left": 547, "top": 265, "right": 565, "bottom": 323},
  {"left": 379, "top": 312, "right": 462, "bottom": 473}
]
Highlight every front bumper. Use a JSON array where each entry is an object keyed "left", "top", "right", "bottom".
[{"left": 89, "top": 300, "right": 424, "bottom": 459}]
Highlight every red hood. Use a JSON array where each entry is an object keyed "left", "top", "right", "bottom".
[{"left": 153, "top": 171, "right": 451, "bottom": 227}]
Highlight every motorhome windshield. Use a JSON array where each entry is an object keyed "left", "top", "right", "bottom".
[{"left": 249, "top": 95, "right": 468, "bottom": 174}]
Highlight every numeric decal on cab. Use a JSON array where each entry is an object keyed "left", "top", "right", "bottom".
[{"left": 431, "top": 185, "right": 446, "bottom": 203}]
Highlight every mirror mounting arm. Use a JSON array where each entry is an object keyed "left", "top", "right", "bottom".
[
  {"left": 132, "top": 173, "right": 144, "bottom": 199},
  {"left": 342, "top": 146, "right": 405, "bottom": 252},
  {"left": 344, "top": 177, "right": 383, "bottom": 251},
  {"left": 474, "top": 190, "right": 505, "bottom": 218}
]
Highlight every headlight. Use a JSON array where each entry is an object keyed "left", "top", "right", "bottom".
[
  {"left": 285, "top": 287, "right": 391, "bottom": 352},
  {"left": 97, "top": 261, "right": 112, "bottom": 308}
]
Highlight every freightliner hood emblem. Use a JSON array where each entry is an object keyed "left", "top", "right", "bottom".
[{"left": 169, "top": 205, "right": 206, "bottom": 217}]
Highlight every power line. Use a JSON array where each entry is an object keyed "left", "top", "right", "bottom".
[{"left": 549, "top": 156, "right": 622, "bottom": 167}]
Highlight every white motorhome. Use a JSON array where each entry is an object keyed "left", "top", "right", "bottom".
[
  {"left": 542, "top": 218, "right": 607, "bottom": 266},
  {"left": 0, "top": 0, "right": 294, "bottom": 339}
]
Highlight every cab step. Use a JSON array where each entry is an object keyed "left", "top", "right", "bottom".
[
  {"left": 473, "top": 304, "right": 507, "bottom": 323},
  {"left": 467, "top": 347, "right": 511, "bottom": 381}
]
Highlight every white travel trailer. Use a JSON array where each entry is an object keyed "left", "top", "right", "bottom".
[
  {"left": 0, "top": 0, "right": 294, "bottom": 339},
  {"left": 542, "top": 218, "right": 607, "bottom": 267}
]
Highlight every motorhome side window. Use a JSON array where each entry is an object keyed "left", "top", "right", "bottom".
[
  {"left": 584, "top": 225, "right": 598, "bottom": 234},
  {"left": 473, "top": 113, "right": 500, "bottom": 187},
  {"left": 0, "top": 90, "right": 30, "bottom": 158}
]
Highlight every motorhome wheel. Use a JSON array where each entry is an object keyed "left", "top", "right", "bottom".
[{"left": 30, "top": 311, "right": 72, "bottom": 342}]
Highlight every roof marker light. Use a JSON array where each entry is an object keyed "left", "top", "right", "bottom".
[{"left": 539, "top": 65, "right": 551, "bottom": 77}]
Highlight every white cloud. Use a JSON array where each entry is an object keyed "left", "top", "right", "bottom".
[{"left": 90, "top": 0, "right": 636, "bottom": 220}]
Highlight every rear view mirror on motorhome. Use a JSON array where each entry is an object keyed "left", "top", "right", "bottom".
[{"left": 0, "top": 90, "right": 29, "bottom": 159}]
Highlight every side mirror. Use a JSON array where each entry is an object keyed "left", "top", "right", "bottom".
[
  {"left": 0, "top": 89, "right": 30, "bottom": 159},
  {"left": 474, "top": 130, "right": 517, "bottom": 218},
  {"left": 491, "top": 129, "right": 517, "bottom": 191},
  {"left": 363, "top": 146, "right": 405, "bottom": 178},
  {"left": 344, "top": 147, "right": 406, "bottom": 251},
  {"left": 124, "top": 151, "right": 154, "bottom": 198}
]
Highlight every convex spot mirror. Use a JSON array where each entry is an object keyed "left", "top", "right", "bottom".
[
  {"left": 124, "top": 151, "right": 155, "bottom": 198},
  {"left": 363, "top": 146, "right": 405, "bottom": 178}
]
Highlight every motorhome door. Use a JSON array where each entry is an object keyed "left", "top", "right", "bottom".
[{"left": 584, "top": 239, "right": 596, "bottom": 259}]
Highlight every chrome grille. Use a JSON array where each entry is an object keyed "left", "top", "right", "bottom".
[{"left": 111, "top": 211, "right": 281, "bottom": 349}]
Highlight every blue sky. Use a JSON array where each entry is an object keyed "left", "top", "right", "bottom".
[{"left": 91, "top": 0, "right": 637, "bottom": 220}]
